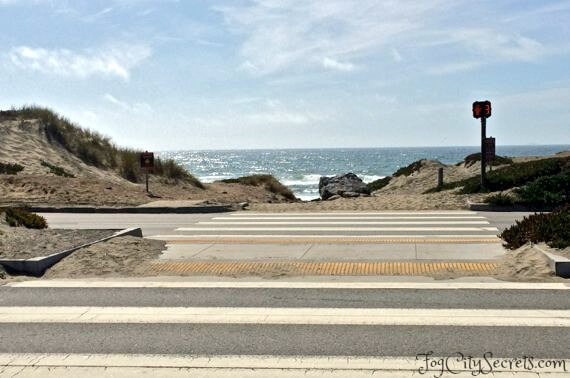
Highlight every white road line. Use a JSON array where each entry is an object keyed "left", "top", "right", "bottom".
[
  {"left": 1, "top": 354, "right": 568, "bottom": 375},
  {"left": 175, "top": 227, "right": 499, "bottom": 232},
  {"left": 216, "top": 216, "right": 488, "bottom": 220},
  {"left": 199, "top": 221, "right": 490, "bottom": 225},
  {"left": 0, "top": 307, "right": 568, "bottom": 327},
  {"left": 148, "top": 234, "right": 500, "bottom": 239},
  {"left": 231, "top": 212, "right": 478, "bottom": 216},
  {"left": 9, "top": 281, "right": 569, "bottom": 290}
]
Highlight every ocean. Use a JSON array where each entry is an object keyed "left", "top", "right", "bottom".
[{"left": 159, "top": 145, "right": 570, "bottom": 201}]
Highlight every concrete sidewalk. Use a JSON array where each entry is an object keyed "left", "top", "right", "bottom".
[{"left": 158, "top": 242, "right": 505, "bottom": 261}]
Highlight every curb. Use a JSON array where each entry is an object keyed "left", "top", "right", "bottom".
[
  {"left": 5, "top": 205, "right": 236, "bottom": 214},
  {"left": 468, "top": 201, "right": 553, "bottom": 212},
  {"left": 534, "top": 244, "right": 570, "bottom": 279},
  {"left": 0, "top": 228, "right": 143, "bottom": 277}
]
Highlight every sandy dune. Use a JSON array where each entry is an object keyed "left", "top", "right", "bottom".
[{"left": 0, "top": 119, "right": 294, "bottom": 206}]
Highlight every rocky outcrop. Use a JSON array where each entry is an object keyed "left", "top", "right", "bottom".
[{"left": 318, "top": 173, "right": 370, "bottom": 200}]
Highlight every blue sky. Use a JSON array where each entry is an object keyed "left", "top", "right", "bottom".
[{"left": 1, "top": 0, "right": 569, "bottom": 150}]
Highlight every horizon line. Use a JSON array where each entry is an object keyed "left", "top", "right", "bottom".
[{"left": 156, "top": 144, "right": 570, "bottom": 153}]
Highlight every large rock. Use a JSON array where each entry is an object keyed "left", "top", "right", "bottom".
[{"left": 319, "top": 173, "right": 370, "bottom": 200}]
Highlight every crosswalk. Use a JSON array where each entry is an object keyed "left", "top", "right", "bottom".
[
  {"left": 1, "top": 281, "right": 569, "bottom": 377},
  {"left": 150, "top": 211, "right": 500, "bottom": 244}
]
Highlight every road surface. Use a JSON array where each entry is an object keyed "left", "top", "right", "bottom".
[{"left": 0, "top": 280, "right": 569, "bottom": 376}]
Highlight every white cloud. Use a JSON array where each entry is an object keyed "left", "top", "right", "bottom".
[
  {"left": 427, "top": 61, "right": 483, "bottom": 75},
  {"left": 104, "top": 94, "right": 153, "bottom": 114},
  {"left": 215, "top": 0, "right": 448, "bottom": 75},
  {"left": 9, "top": 44, "right": 151, "bottom": 80},
  {"left": 391, "top": 48, "right": 403, "bottom": 63},
  {"left": 375, "top": 94, "right": 397, "bottom": 105},
  {"left": 449, "top": 29, "right": 547, "bottom": 62},
  {"left": 217, "top": 0, "right": 565, "bottom": 77},
  {"left": 322, "top": 57, "right": 355, "bottom": 72},
  {"left": 246, "top": 110, "right": 323, "bottom": 125}
]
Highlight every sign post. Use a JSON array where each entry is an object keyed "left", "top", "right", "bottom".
[
  {"left": 472, "top": 101, "right": 492, "bottom": 189},
  {"left": 140, "top": 151, "right": 154, "bottom": 193}
]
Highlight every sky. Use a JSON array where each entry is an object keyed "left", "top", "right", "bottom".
[{"left": 1, "top": 0, "right": 569, "bottom": 150}]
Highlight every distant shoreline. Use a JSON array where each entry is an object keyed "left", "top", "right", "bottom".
[
  {"left": 160, "top": 146, "right": 570, "bottom": 201},
  {"left": 157, "top": 144, "right": 570, "bottom": 153}
]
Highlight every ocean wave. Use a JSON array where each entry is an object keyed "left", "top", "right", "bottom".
[
  {"left": 282, "top": 173, "right": 384, "bottom": 187},
  {"left": 281, "top": 174, "right": 322, "bottom": 187},
  {"left": 199, "top": 175, "right": 233, "bottom": 183}
]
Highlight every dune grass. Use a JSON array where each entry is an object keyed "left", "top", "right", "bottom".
[
  {"left": 41, "top": 161, "right": 75, "bottom": 178},
  {"left": 0, "top": 162, "right": 24, "bottom": 175},
  {"left": 393, "top": 160, "right": 424, "bottom": 177},
  {"left": 1, "top": 208, "right": 48, "bottom": 229},
  {"left": 367, "top": 176, "right": 392, "bottom": 192},
  {"left": 458, "top": 153, "right": 513, "bottom": 167},
  {"left": 221, "top": 175, "right": 297, "bottom": 200},
  {"left": 6, "top": 106, "right": 203, "bottom": 187},
  {"left": 425, "top": 156, "right": 570, "bottom": 194}
]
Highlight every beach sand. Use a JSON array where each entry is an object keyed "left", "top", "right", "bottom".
[
  {"left": 43, "top": 236, "right": 166, "bottom": 278},
  {"left": 251, "top": 160, "right": 489, "bottom": 211}
]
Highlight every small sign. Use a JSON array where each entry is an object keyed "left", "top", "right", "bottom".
[
  {"left": 140, "top": 151, "right": 154, "bottom": 170},
  {"left": 484, "top": 137, "right": 495, "bottom": 161},
  {"left": 473, "top": 101, "right": 492, "bottom": 119}
]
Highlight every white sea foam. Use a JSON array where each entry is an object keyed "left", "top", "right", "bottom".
[
  {"left": 282, "top": 174, "right": 322, "bottom": 187},
  {"left": 199, "top": 175, "right": 233, "bottom": 183},
  {"left": 362, "top": 175, "right": 385, "bottom": 183},
  {"left": 283, "top": 174, "right": 384, "bottom": 188}
]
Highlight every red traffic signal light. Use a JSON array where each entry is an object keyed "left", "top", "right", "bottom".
[{"left": 473, "top": 101, "right": 491, "bottom": 119}]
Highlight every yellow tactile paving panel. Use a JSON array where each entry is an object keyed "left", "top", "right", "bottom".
[
  {"left": 151, "top": 261, "right": 498, "bottom": 276},
  {"left": 166, "top": 238, "right": 501, "bottom": 245}
]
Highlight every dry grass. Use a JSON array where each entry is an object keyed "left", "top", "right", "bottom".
[
  {"left": 5, "top": 106, "right": 203, "bottom": 188},
  {"left": 221, "top": 175, "right": 297, "bottom": 201}
]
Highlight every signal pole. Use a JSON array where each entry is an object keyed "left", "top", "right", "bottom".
[
  {"left": 481, "top": 116, "right": 487, "bottom": 190},
  {"left": 472, "top": 100, "right": 491, "bottom": 191}
]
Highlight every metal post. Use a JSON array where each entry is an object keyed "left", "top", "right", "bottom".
[
  {"left": 481, "top": 117, "right": 487, "bottom": 190},
  {"left": 146, "top": 171, "right": 149, "bottom": 193},
  {"left": 437, "top": 167, "right": 444, "bottom": 189}
]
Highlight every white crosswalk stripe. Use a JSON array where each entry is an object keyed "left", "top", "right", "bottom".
[
  {"left": 157, "top": 211, "right": 501, "bottom": 243},
  {"left": 1, "top": 306, "right": 569, "bottom": 327}
]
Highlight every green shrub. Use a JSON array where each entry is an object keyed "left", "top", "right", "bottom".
[
  {"left": 484, "top": 193, "right": 516, "bottom": 206},
  {"left": 393, "top": 160, "right": 424, "bottom": 177},
  {"left": 515, "top": 172, "right": 570, "bottom": 207},
  {"left": 3, "top": 208, "right": 48, "bottom": 229},
  {"left": 368, "top": 176, "right": 392, "bottom": 192},
  {"left": 40, "top": 161, "right": 75, "bottom": 178},
  {"left": 221, "top": 175, "right": 296, "bottom": 200},
  {"left": 0, "top": 162, "right": 24, "bottom": 175},
  {"left": 460, "top": 153, "right": 513, "bottom": 167},
  {"left": 426, "top": 156, "right": 570, "bottom": 194},
  {"left": 500, "top": 205, "right": 570, "bottom": 249}
]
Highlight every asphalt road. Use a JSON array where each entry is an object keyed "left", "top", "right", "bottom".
[
  {"left": 1, "top": 287, "right": 569, "bottom": 309},
  {"left": 37, "top": 211, "right": 533, "bottom": 237},
  {"left": 2, "top": 323, "right": 569, "bottom": 358},
  {"left": 1, "top": 283, "right": 569, "bottom": 358}
]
